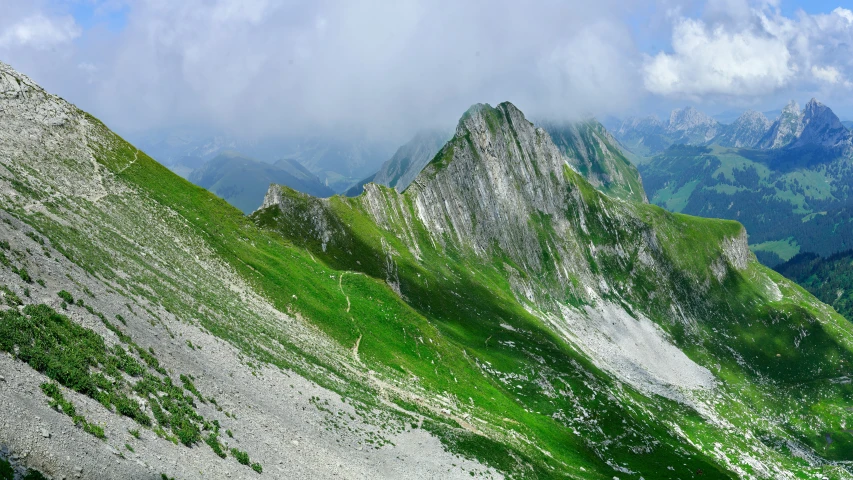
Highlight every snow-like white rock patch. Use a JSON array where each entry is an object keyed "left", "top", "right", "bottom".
[{"left": 540, "top": 300, "right": 715, "bottom": 401}]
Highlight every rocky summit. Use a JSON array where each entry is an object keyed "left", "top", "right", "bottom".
[
  {"left": 4, "top": 59, "right": 853, "bottom": 480},
  {"left": 713, "top": 110, "right": 772, "bottom": 148}
]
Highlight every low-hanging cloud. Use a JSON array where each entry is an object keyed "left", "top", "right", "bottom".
[
  {"left": 2, "top": 0, "right": 853, "bottom": 145},
  {"left": 0, "top": 0, "right": 647, "bottom": 140}
]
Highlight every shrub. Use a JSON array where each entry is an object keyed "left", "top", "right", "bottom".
[
  {"left": 0, "top": 458, "right": 13, "bottom": 480},
  {"left": 83, "top": 422, "right": 106, "bottom": 440},
  {"left": 251, "top": 463, "right": 263, "bottom": 474},
  {"left": 230, "top": 448, "right": 250, "bottom": 465},
  {"left": 18, "top": 268, "right": 31, "bottom": 283},
  {"left": 205, "top": 433, "right": 227, "bottom": 458},
  {"left": 22, "top": 470, "right": 47, "bottom": 480},
  {"left": 57, "top": 290, "right": 74, "bottom": 304}
]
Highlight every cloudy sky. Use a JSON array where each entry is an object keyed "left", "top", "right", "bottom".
[{"left": 1, "top": 0, "right": 852, "bottom": 142}]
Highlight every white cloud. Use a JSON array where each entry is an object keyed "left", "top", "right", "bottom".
[
  {"left": 3, "top": 0, "right": 649, "bottom": 139},
  {"left": 0, "top": 14, "right": 81, "bottom": 49},
  {"left": 643, "top": 3, "right": 853, "bottom": 101},
  {"left": 812, "top": 65, "right": 841, "bottom": 84},
  {"left": 644, "top": 17, "right": 793, "bottom": 97}
]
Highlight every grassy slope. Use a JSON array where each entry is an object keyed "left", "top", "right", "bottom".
[{"left": 546, "top": 121, "right": 647, "bottom": 203}]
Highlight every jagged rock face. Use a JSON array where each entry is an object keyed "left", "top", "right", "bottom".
[
  {"left": 402, "top": 103, "right": 747, "bottom": 300},
  {"left": 666, "top": 106, "right": 719, "bottom": 141},
  {"left": 758, "top": 100, "right": 805, "bottom": 149},
  {"left": 713, "top": 110, "right": 771, "bottom": 148},
  {"left": 794, "top": 98, "right": 853, "bottom": 148},
  {"left": 543, "top": 119, "right": 647, "bottom": 203},
  {"left": 406, "top": 103, "right": 578, "bottom": 274}
]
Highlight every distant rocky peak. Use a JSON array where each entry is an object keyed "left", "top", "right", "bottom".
[
  {"left": 781, "top": 99, "right": 801, "bottom": 117},
  {"left": 795, "top": 97, "right": 852, "bottom": 148},
  {"left": 667, "top": 106, "right": 718, "bottom": 132},
  {"left": 712, "top": 109, "right": 772, "bottom": 148},
  {"left": 802, "top": 98, "right": 834, "bottom": 120},
  {"left": 757, "top": 100, "right": 806, "bottom": 149},
  {"left": 734, "top": 110, "right": 771, "bottom": 128}
]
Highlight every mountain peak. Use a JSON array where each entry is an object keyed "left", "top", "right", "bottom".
[
  {"left": 757, "top": 100, "right": 806, "bottom": 148},
  {"left": 782, "top": 99, "right": 801, "bottom": 116},
  {"left": 795, "top": 97, "right": 851, "bottom": 148},
  {"left": 456, "top": 101, "right": 529, "bottom": 136},
  {"left": 667, "top": 106, "right": 718, "bottom": 133},
  {"left": 713, "top": 109, "right": 772, "bottom": 148}
]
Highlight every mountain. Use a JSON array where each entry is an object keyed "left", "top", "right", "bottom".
[
  {"left": 256, "top": 101, "right": 853, "bottom": 479},
  {"left": 6, "top": 61, "right": 853, "bottom": 479},
  {"left": 612, "top": 107, "right": 720, "bottom": 157},
  {"left": 345, "top": 130, "right": 448, "bottom": 197},
  {"left": 712, "top": 110, "right": 771, "bottom": 148},
  {"left": 757, "top": 100, "right": 805, "bottom": 149},
  {"left": 543, "top": 119, "right": 647, "bottom": 202},
  {"left": 793, "top": 98, "right": 853, "bottom": 149},
  {"left": 612, "top": 115, "right": 670, "bottom": 157},
  {"left": 776, "top": 250, "right": 853, "bottom": 322},
  {"left": 187, "top": 152, "right": 333, "bottom": 213},
  {"left": 665, "top": 106, "right": 720, "bottom": 143},
  {"left": 636, "top": 99, "right": 853, "bottom": 265},
  {"left": 614, "top": 101, "right": 850, "bottom": 157},
  {"left": 132, "top": 129, "right": 395, "bottom": 193}
]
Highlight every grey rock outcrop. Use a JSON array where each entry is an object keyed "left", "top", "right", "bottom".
[
  {"left": 666, "top": 106, "right": 720, "bottom": 142},
  {"left": 793, "top": 98, "right": 853, "bottom": 149},
  {"left": 758, "top": 100, "right": 805, "bottom": 149}
]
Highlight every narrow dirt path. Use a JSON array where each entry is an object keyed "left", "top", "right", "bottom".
[
  {"left": 339, "top": 272, "right": 351, "bottom": 313},
  {"left": 117, "top": 148, "right": 139, "bottom": 174},
  {"left": 352, "top": 334, "right": 362, "bottom": 362}
]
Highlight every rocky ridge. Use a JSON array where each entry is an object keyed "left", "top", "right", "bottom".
[{"left": 713, "top": 110, "right": 772, "bottom": 148}]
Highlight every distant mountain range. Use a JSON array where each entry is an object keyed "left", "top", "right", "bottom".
[
  {"left": 188, "top": 152, "right": 334, "bottom": 214},
  {"left": 619, "top": 99, "right": 853, "bottom": 266},
  {"left": 131, "top": 129, "right": 395, "bottom": 192},
  {"left": 615, "top": 99, "right": 853, "bottom": 157}
]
